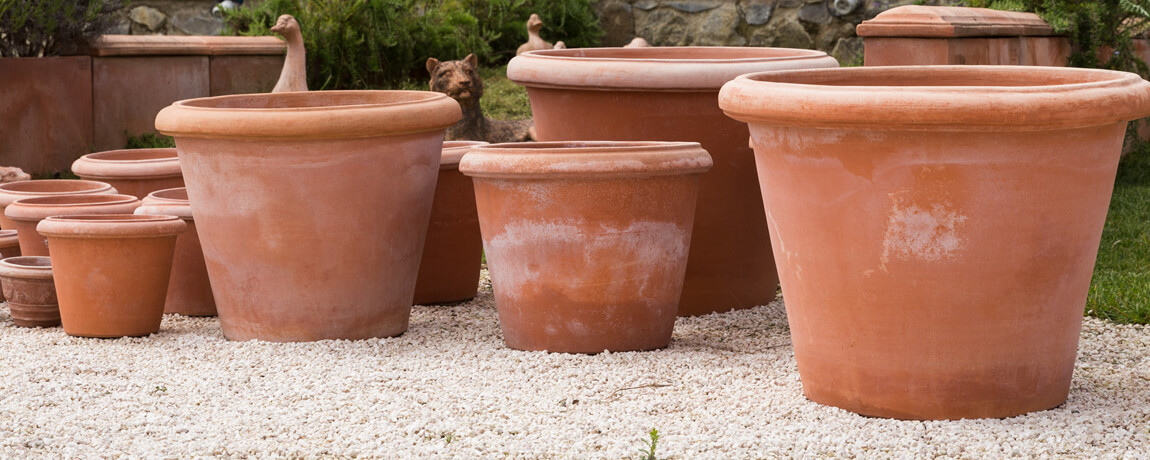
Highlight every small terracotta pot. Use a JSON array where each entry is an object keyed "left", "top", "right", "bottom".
[
  {"left": 135, "top": 187, "right": 216, "bottom": 316},
  {"left": 0, "top": 179, "right": 117, "bottom": 230},
  {"left": 460, "top": 141, "right": 712, "bottom": 353},
  {"left": 413, "top": 140, "right": 488, "bottom": 305},
  {"left": 719, "top": 65, "right": 1150, "bottom": 420},
  {"left": 71, "top": 148, "right": 184, "bottom": 199},
  {"left": 0, "top": 256, "right": 59, "bottom": 327},
  {"left": 0, "top": 230, "right": 19, "bottom": 303},
  {"left": 37, "top": 214, "right": 186, "bottom": 338},
  {"left": 5, "top": 194, "right": 141, "bottom": 256}
]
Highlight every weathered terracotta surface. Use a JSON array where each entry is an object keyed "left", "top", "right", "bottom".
[
  {"left": 71, "top": 148, "right": 184, "bottom": 199},
  {"left": 156, "top": 90, "right": 461, "bottom": 342},
  {"left": 508, "top": 47, "right": 838, "bottom": 316},
  {"left": 5, "top": 194, "right": 141, "bottom": 256},
  {"left": 38, "top": 214, "right": 185, "bottom": 338},
  {"left": 413, "top": 141, "right": 487, "bottom": 305},
  {"left": 0, "top": 256, "right": 59, "bottom": 327},
  {"left": 0, "top": 56, "right": 94, "bottom": 175},
  {"left": 136, "top": 187, "right": 216, "bottom": 316},
  {"left": 719, "top": 65, "right": 1150, "bottom": 420},
  {"left": 93, "top": 56, "right": 210, "bottom": 151},
  {"left": 270, "top": 14, "right": 308, "bottom": 93},
  {"left": 0, "top": 180, "right": 117, "bottom": 230},
  {"left": 0, "top": 230, "right": 22, "bottom": 302},
  {"left": 209, "top": 55, "right": 285, "bottom": 96},
  {"left": 460, "top": 141, "right": 712, "bottom": 353}
]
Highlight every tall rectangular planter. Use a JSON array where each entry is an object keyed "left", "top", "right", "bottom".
[{"left": 0, "top": 56, "right": 94, "bottom": 175}]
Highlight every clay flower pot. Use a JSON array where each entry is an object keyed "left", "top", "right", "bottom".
[
  {"left": 413, "top": 140, "right": 488, "bottom": 305},
  {"left": 4, "top": 194, "right": 141, "bottom": 256},
  {"left": 155, "top": 90, "right": 461, "bottom": 341},
  {"left": 37, "top": 214, "right": 186, "bottom": 338},
  {"left": 718, "top": 65, "right": 1150, "bottom": 420},
  {"left": 135, "top": 187, "right": 216, "bottom": 316},
  {"left": 0, "top": 230, "right": 18, "bottom": 303},
  {"left": 71, "top": 148, "right": 184, "bottom": 199},
  {"left": 0, "top": 179, "right": 116, "bottom": 230},
  {"left": 460, "top": 141, "right": 713, "bottom": 353},
  {"left": 507, "top": 47, "right": 838, "bottom": 316},
  {"left": 0, "top": 256, "right": 59, "bottom": 327}
]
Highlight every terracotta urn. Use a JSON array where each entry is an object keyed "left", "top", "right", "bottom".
[
  {"left": 507, "top": 47, "right": 838, "bottom": 316},
  {"left": 38, "top": 214, "right": 186, "bottom": 338},
  {"left": 4, "top": 194, "right": 141, "bottom": 256},
  {"left": 155, "top": 90, "right": 461, "bottom": 341},
  {"left": 0, "top": 256, "right": 59, "bottom": 327},
  {"left": 460, "top": 141, "right": 713, "bottom": 353},
  {"left": 135, "top": 187, "right": 216, "bottom": 316},
  {"left": 413, "top": 140, "right": 488, "bottom": 305},
  {"left": 71, "top": 148, "right": 184, "bottom": 199},
  {"left": 0, "top": 179, "right": 116, "bottom": 230},
  {"left": 718, "top": 65, "right": 1150, "bottom": 420}
]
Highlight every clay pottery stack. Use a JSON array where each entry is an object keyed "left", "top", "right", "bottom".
[
  {"left": 460, "top": 142, "right": 713, "bottom": 353},
  {"left": 0, "top": 256, "right": 59, "bottom": 327},
  {"left": 4, "top": 194, "right": 141, "bottom": 256},
  {"left": 155, "top": 90, "right": 461, "bottom": 341},
  {"left": 507, "top": 47, "right": 838, "bottom": 316},
  {"left": 38, "top": 214, "right": 185, "bottom": 337},
  {"left": 135, "top": 187, "right": 216, "bottom": 316},
  {"left": 413, "top": 140, "right": 487, "bottom": 305},
  {"left": 71, "top": 148, "right": 184, "bottom": 199},
  {"left": 0, "top": 179, "right": 116, "bottom": 229},
  {"left": 718, "top": 65, "right": 1150, "bottom": 419}
]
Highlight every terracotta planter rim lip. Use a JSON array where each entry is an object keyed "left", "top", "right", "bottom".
[
  {"left": 459, "top": 141, "right": 713, "bottom": 178},
  {"left": 0, "top": 256, "right": 53, "bottom": 279},
  {"left": 139, "top": 187, "right": 191, "bottom": 218},
  {"left": 0, "top": 180, "right": 115, "bottom": 206},
  {"left": 440, "top": 141, "right": 489, "bottom": 169},
  {"left": 719, "top": 65, "right": 1150, "bottom": 129},
  {"left": 142, "top": 187, "right": 189, "bottom": 204},
  {"left": 72, "top": 148, "right": 182, "bottom": 179},
  {"left": 5, "top": 194, "right": 141, "bottom": 221},
  {"left": 37, "top": 214, "right": 186, "bottom": 238}
]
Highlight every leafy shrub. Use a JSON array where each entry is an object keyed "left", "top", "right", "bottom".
[{"left": 0, "top": 0, "right": 124, "bottom": 57}]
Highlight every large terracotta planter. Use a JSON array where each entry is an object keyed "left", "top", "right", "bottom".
[
  {"left": 4, "top": 194, "right": 141, "bottom": 256},
  {"left": 135, "top": 187, "right": 216, "bottom": 316},
  {"left": 38, "top": 214, "right": 186, "bottom": 338},
  {"left": 460, "top": 141, "right": 712, "bottom": 353},
  {"left": 507, "top": 47, "right": 838, "bottom": 316},
  {"left": 413, "top": 141, "right": 488, "bottom": 305},
  {"left": 71, "top": 148, "right": 184, "bottom": 199},
  {"left": 718, "top": 65, "right": 1150, "bottom": 420},
  {"left": 155, "top": 90, "right": 461, "bottom": 341},
  {"left": 0, "top": 256, "right": 59, "bottom": 327},
  {"left": 0, "top": 179, "right": 116, "bottom": 230}
]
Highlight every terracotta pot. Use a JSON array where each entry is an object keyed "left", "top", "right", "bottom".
[
  {"left": 507, "top": 47, "right": 838, "bottom": 316},
  {"left": 0, "top": 256, "right": 59, "bottom": 327},
  {"left": 413, "top": 140, "right": 488, "bottom": 305},
  {"left": 460, "top": 141, "right": 712, "bottom": 353},
  {"left": 37, "top": 214, "right": 186, "bottom": 338},
  {"left": 71, "top": 148, "right": 184, "bottom": 199},
  {"left": 0, "top": 230, "right": 18, "bottom": 303},
  {"left": 0, "top": 179, "right": 117, "bottom": 230},
  {"left": 718, "top": 65, "right": 1150, "bottom": 420},
  {"left": 135, "top": 187, "right": 216, "bottom": 316},
  {"left": 5, "top": 194, "right": 141, "bottom": 256},
  {"left": 155, "top": 90, "right": 461, "bottom": 341}
]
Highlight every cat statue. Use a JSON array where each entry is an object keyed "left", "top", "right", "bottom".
[{"left": 426, "top": 54, "right": 534, "bottom": 143}]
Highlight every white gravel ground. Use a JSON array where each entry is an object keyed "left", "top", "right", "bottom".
[{"left": 1, "top": 271, "right": 1148, "bottom": 458}]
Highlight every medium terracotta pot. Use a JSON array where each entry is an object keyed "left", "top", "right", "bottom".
[
  {"left": 71, "top": 148, "right": 184, "bottom": 199},
  {"left": 719, "top": 65, "right": 1150, "bottom": 420},
  {"left": 0, "top": 256, "right": 59, "bottom": 327},
  {"left": 37, "top": 214, "right": 186, "bottom": 338},
  {"left": 0, "top": 179, "right": 116, "bottom": 230},
  {"left": 4, "top": 194, "right": 141, "bottom": 256},
  {"left": 155, "top": 90, "right": 461, "bottom": 341},
  {"left": 460, "top": 141, "right": 712, "bottom": 353},
  {"left": 413, "top": 140, "right": 488, "bottom": 305},
  {"left": 508, "top": 47, "right": 838, "bottom": 316},
  {"left": 135, "top": 187, "right": 216, "bottom": 316}
]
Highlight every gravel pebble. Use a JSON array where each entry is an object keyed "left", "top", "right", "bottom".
[{"left": 1, "top": 271, "right": 1147, "bottom": 458}]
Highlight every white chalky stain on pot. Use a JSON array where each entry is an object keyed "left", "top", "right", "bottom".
[{"left": 880, "top": 198, "right": 967, "bottom": 270}]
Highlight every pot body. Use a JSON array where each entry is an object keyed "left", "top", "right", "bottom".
[
  {"left": 413, "top": 141, "right": 487, "bottom": 305},
  {"left": 508, "top": 47, "right": 838, "bottom": 316},
  {"left": 72, "top": 148, "right": 184, "bottom": 199},
  {"left": 719, "top": 65, "right": 1150, "bottom": 419},
  {"left": 0, "top": 179, "right": 116, "bottom": 230},
  {"left": 5, "top": 194, "right": 141, "bottom": 256},
  {"left": 461, "top": 142, "right": 712, "bottom": 353},
  {"left": 0, "top": 256, "right": 59, "bottom": 327},
  {"left": 136, "top": 187, "right": 216, "bottom": 316}
]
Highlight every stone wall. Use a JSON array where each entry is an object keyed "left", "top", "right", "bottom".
[{"left": 112, "top": 0, "right": 226, "bottom": 36}]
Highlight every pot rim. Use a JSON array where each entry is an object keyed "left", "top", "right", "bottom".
[
  {"left": 440, "top": 141, "right": 489, "bottom": 170},
  {"left": 72, "top": 148, "right": 182, "bottom": 180},
  {"left": 0, "top": 180, "right": 116, "bottom": 207},
  {"left": 5, "top": 194, "right": 141, "bottom": 222},
  {"left": 508, "top": 46, "right": 839, "bottom": 91},
  {"left": 458, "top": 141, "right": 713, "bottom": 179},
  {"left": 155, "top": 90, "right": 462, "bottom": 140},
  {"left": 37, "top": 214, "right": 186, "bottom": 239},
  {"left": 719, "top": 65, "right": 1150, "bottom": 130},
  {"left": 0, "top": 256, "right": 53, "bottom": 279}
]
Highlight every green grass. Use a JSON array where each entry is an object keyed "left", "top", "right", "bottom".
[{"left": 1087, "top": 142, "right": 1150, "bottom": 324}]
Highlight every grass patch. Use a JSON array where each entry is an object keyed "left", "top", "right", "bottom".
[{"left": 1087, "top": 143, "right": 1150, "bottom": 324}]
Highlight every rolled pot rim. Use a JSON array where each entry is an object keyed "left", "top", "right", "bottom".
[
  {"left": 508, "top": 46, "right": 839, "bottom": 91},
  {"left": 72, "top": 148, "right": 182, "bottom": 180},
  {"left": 155, "top": 90, "right": 462, "bottom": 140},
  {"left": 440, "top": 141, "right": 489, "bottom": 170},
  {"left": 458, "top": 141, "right": 714, "bottom": 179},
  {"left": 4, "top": 194, "right": 141, "bottom": 222},
  {"left": 139, "top": 188, "right": 192, "bottom": 218},
  {"left": 142, "top": 187, "right": 189, "bottom": 204},
  {"left": 719, "top": 65, "right": 1150, "bottom": 130},
  {"left": 0, "top": 180, "right": 116, "bottom": 206},
  {"left": 0, "top": 256, "right": 53, "bottom": 279},
  {"left": 37, "top": 214, "right": 186, "bottom": 239}
]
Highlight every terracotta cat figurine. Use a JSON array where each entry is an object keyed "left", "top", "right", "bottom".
[{"left": 427, "top": 54, "right": 534, "bottom": 143}]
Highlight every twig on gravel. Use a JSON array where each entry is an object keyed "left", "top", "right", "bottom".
[{"left": 602, "top": 383, "right": 672, "bottom": 401}]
